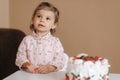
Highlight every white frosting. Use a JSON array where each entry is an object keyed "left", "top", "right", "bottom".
[{"left": 66, "top": 53, "right": 110, "bottom": 80}]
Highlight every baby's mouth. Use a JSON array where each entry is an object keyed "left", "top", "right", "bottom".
[{"left": 38, "top": 24, "right": 45, "bottom": 27}]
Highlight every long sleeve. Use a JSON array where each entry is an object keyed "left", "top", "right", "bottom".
[
  {"left": 15, "top": 37, "right": 29, "bottom": 68},
  {"left": 50, "top": 38, "right": 66, "bottom": 71}
]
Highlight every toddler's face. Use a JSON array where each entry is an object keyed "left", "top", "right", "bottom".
[{"left": 33, "top": 9, "right": 56, "bottom": 33}]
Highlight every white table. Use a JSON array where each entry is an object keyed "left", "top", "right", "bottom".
[
  {"left": 3, "top": 70, "right": 65, "bottom": 80},
  {"left": 3, "top": 70, "right": 120, "bottom": 80},
  {"left": 109, "top": 73, "right": 120, "bottom": 80}
]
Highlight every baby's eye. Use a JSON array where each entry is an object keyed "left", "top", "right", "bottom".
[
  {"left": 46, "top": 17, "right": 50, "bottom": 20},
  {"left": 37, "top": 15, "right": 41, "bottom": 18}
]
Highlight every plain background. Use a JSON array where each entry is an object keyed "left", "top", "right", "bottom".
[{"left": 0, "top": 0, "right": 120, "bottom": 73}]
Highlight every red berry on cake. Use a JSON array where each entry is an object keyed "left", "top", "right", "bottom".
[
  {"left": 72, "top": 77, "right": 75, "bottom": 80},
  {"left": 66, "top": 74, "right": 69, "bottom": 80}
]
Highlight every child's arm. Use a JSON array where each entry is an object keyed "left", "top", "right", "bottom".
[
  {"left": 50, "top": 38, "right": 67, "bottom": 71},
  {"left": 35, "top": 65, "right": 57, "bottom": 74},
  {"left": 15, "top": 37, "right": 33, "bottom": 71},
  {"left": 21, "top": 62, "right": 36, "bottom": 73}
]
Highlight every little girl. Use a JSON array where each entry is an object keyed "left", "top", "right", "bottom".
[{"left": 15, "top": 2, "right": 66, "bottom": 74}]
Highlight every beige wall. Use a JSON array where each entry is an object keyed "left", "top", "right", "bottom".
[
  {"left": 9, "top": 0, "right": 120, "bottom": 73},
  {"left": 0, "top": 0, "right": 9, "bottom": 28}
]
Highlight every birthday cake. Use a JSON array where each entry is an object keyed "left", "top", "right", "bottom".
[{"left": 66, "top": 53, "right": 110, "bottom": 80}]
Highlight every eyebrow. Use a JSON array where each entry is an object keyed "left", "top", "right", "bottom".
[{"left": 36, "top": 12, "right": 41, "bottom": 15}]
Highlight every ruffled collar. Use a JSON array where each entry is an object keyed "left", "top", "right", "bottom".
[{"left": 32, "top": 31, "right": 51, "bottom": 40}]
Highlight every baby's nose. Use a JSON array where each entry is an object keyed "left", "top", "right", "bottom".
[{"left": 40, "top": 18, "right": 45, "bottom": 22}]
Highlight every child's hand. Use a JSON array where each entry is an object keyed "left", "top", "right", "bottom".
[
  {"left": 26, "top": 65, "right": 36, "bottom": 73},
  {"left": 35, "top": 65, "right": 57, "bottom": 74},
  {"left": 21, "top": 62, "right": 36, "bottom": 73}
]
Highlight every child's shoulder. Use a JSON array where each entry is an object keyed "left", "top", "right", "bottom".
[
  {"left": 51, "top": 35, "right": 59, "bottom": 40},
  {"left": 22, "top": 34, "right": 34, "bottom": 41},
  {"left": 51, "top": 35, "right": 61, "bottom": 42}
]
